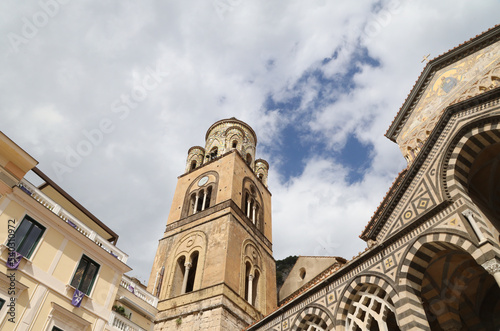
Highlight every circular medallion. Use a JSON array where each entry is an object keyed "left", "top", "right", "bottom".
[
  {"left": 186, "top": 239, "right": 194, "bottom": 247},
  {"left": 198, "top": 176, "right": 209, "bottom": 186}
]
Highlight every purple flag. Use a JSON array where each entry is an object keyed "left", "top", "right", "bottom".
[
  {"left": 71, "top": 289, "right": 85, "bottom": 307},
  {"left": 6, "top": 251, "right": 23, "bottom": 269}
]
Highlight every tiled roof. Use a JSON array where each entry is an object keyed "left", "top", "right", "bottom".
[{"left": 360, "top": 169, "right": 408, "bottom": 241}]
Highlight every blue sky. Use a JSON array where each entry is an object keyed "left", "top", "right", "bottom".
[{"left": 1, "top": 0, "right": 500, "bottom": 284}]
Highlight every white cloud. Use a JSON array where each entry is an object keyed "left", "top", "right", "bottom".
[{"left": 1, "top": 0, "right": 499, "bottom": 285}]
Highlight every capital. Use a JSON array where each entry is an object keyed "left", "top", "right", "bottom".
[
  {"left": 462, "top": 209, "right": 474, "bottom": 218},
  {"left": 184, "top": 261, "right": 192, "bottom": 269},
  {"left": 482, "top": 258, "right": 500, "bottom": 274}
]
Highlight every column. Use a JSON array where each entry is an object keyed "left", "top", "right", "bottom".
[
  {"left": 252, "top": 205, "right": 256, "bottom": 224},
  {"left": 193, "top": 193, "right": 200, "bottom": 214},
  {"left": 247, "top": 199, "right": 251, "bottom": 218},
  {"left": 482, "top": 258, "right": 500, "bottom": 288},
  {"left": 181, "top": 262, "right": 192, "bottom": 294},
  {"left": 201, "top": 191, "right": 207, "bottom": 211},
  {"left": 247, "top": 274, "right": 254, "bottom": 304},
  {"left": 462, "top": 209, "right": 486, "bottom": 243}
]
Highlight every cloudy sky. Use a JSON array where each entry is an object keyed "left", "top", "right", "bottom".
[{"left": 1, "top": 0, "right": 499, "bottom": 285}]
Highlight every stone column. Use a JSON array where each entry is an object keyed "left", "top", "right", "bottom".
[
  {"left": 247, "top": 274, "right": 254, "bottom": 304},
  {"left": 201, "top": 191, "right": 207, "bottom": 211},
  {"left": 193, "top": 194, "right": 200, "bottom": 214},
  {"left": 462, "top": 209, "right": 486, "bottom": 243},
  {"left": 247, "top": 199, "right": 251, "bottom": 218},
  {"left": 181, "top": 262, "right": 192, "bottom": 294},
  {"left": 482, "top": 258, "right": 500, "bottom": 288},
  {"left": 252, "top": 205, "right": 256, "bottom": 224}
]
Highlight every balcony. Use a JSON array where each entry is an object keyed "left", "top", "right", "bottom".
[
  {"left": 119, "top": 274, "right": 158, "bottom": 308},
  {"left": 17, "top": 178, "right": 128, "bottom": 263},
  {"left": 109, "top": 311, "right": 147, "bottom": 331}
]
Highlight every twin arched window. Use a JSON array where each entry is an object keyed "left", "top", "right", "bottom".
[
  {"left": 171, "top": 251, "right": 199, "bottom": 296},
  {"left": 244, "top": 261, "right": 260, "bottom": 307},
  {"left": 244, "top": 190, "right": 260, "bottom": 227}
]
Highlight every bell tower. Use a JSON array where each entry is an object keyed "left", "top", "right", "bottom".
[{"left": 148, "top": 118, "right": 276, "bottom": 330}]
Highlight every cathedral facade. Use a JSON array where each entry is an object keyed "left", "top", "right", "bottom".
[{"left": 248, "top": 25, "right": 500, "bottom": 331}]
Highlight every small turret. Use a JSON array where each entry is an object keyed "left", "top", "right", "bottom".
[
  {"left": 255, "top": 159, "right": 269, "bottom": 187},
  {"left": 185, "top": 146, "right": 205, "bottom": 172}
]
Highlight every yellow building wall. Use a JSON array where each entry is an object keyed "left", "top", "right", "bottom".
[
  {"left": 51, "top": 240, "right": 81, "bottom": 284},
  {"left": 93, "top": 264, "right": 116, "bottom": 308},
  {"left": 0, "top": 200, "right": 27, "bottom": 244},
  {"left": 31, "top": 229, "right": 64, "bottom": 273}
]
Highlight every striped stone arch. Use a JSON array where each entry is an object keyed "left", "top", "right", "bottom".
[
  {"left": 291, "top": 303, "right": 335, "bottom": 331},
  {"left": 397, "top": 232, "right": 485, "bottom": 330},
  {"left": 335, "top": 274, "right": 400, "bottom": 330},
  {"left": 442, "top": 117, "right": 500, "bottom": 200}
]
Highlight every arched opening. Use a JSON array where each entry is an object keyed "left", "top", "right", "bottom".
[
  {"left": 189, "top": 193, "right": 196, "bottom": 215},
  {"left": 244, "top": 192, "right": 250, "bottom": 216},
  {"left": 346, "top": 284, "right": 400, "bottom": 331},
  {"left": 246, "top": 153, "right": 252, "bottom": 165},
  {"left": 299, "top": 268, "right": 306, "bottom": 280},
  {"left": 295, "top": 306, "right": 334, "bottom": 331},
  {"left": 252, "top": 269, "right": 260, "bottom": 306},
  {"left": 190, "top": 160, "right": 197, "bottom": 171},
  {"left": 418, "top": 245, "right": 500, "bottom": 330},
  {"left": 204, "top": 186, "right": 212, "bottom": 210},
  {"left": 297, "top": 314, "right": 329, "bottom": 331},
  {"left": 185, "top": 251, "right": 199, "bottom": 293},
  {"left": 171, "top": 255, "right": 186, "bottom": 297},
  {"left": 209, "top": 147, "right": 218, "bottom": 160},
  {"left": 467, "top": 142, "right": 500, "bottom": 233},
  {"left": 244, "top": 262, "right": 251, "bottom": 301},
  {"left": 196, "top": 189, "right": 204, "bottom": 212},
  {"left": 232, "top": 140, "right": 238, "bottom": 148}
]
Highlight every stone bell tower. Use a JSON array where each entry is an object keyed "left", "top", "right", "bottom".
[{"left": 148, "top": 118, "right": 276, "bottom": 330}]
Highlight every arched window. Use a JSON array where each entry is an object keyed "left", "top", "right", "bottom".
[
  {"left": 190, "top": 160, "right": 197, "bottom": 170},
  {"left": 297, "top": 313, "right": 331, "bottom": 331},
  {"left": 189, "top": 193, "right": 196, "bottom": 215},
  {"left": 196, "top": 189, "right": 204, "bottom": 212},
  {"left": 189, "top": 186, "right": 213, "bottom": 215},
  {"left": 252, "top": 270, "right": 260, "bottom": 306},
  {"left": 204, "top": 186, "right": 212, "bottom": 210},
  {"left": 171, "top": 256, "right": 186, "bottom": 296},
  {"left": 299, "top": 268, "right": 306, "bottom": 280},
  {"left": 185, "top": 251, "right": 199, "bottom": 293},
  {"left": 171, "top": 252, "right": 200, "bottom": 297},
  {"left": 246, "top": 153, "right": 252, "bottom": 165},
  {"left": 208, "top": 147, "right": 218, "bottom": 160},
  {"left": 244, "top": 262, "right": 251, "bottom": 301},
  {"left": 346, "top": 284, "right": 400, "bottom": 331},
  {"left": 232, "top": 140, "right": 238, "bottom": 148}
]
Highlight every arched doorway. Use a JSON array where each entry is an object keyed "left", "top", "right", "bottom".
[
  {"left": 407, "top": 242, "right": 500, "bottom": 330},
  {"left": 467, "top": 142, "right": 500, "bottom": 234}
]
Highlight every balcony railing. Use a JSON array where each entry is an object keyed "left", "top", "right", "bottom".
[
  {"left": 109, "top": 311, "right": 147, "bottom": 331},
  {"left": 120, "top": 274, "right": 158, "bottom": 308},
  {"left": 18, "top": 179, "right": 128, "bottom": 263}
]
